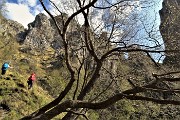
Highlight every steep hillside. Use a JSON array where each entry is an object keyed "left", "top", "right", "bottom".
[
  {"left": 0, "top": 15, "right": 54, "bottom": 120},
  {"left": 0, "top": 12, "right": 74, "bottom": 119},
  {"left": 0, "top": 8, "right": 180, "bottom": 119}
]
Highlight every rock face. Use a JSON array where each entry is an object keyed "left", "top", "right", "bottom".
[
  {"left": 0, "top": 16, "right": 24, "bottom": 37},
  {"left": 20, "top": 13, "right": 62, "bottom": 55},
  {"left": 17, "top": 13, "right": 80, "bottom": 55},
  {"left": 25, "top": 13, "right": 54, "bottom": 49},
  {"left": 159, "top": 0, "right": 180, "bottom": 67}
]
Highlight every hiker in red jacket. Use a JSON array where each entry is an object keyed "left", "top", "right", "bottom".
[{"left": 27, "top": 73, "right": 36, "bottom": 89}]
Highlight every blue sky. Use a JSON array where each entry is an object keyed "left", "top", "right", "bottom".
[
  {"left": 4, "top": 0, "right": 164, "bottom": 62},
  {"left": 5, "top": 0, "right": 87, "bottom": 28},
  {"left": 5, "top": 0, "right": 51, "bottom": 28},
  {"left": 5, "top": 0, "right": 163, "bottom": 28}
]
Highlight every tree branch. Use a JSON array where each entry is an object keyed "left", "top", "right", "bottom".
[
  {"left": 30, "top": 93, "right": 180, "bottom": 119},
  {"left": 66, "top": 110, "right": 89, "bottom": 120}
]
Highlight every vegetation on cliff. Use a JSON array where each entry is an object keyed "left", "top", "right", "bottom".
[{"left": 1, "top": 0, "right": 180, "bottom": 120}]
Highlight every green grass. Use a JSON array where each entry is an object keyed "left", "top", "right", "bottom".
[
  {"left": 0, "top": 22, "right": 54, "bottom": 119},
  {"left": 0, "top": 72, "right": 53, "bottom": 119},
  {"left": 1, "top": 13, "right": 179, "bottom": 120}
]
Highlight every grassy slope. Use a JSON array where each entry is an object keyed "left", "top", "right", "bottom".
[
  {"left": 0, "top": 16, "right": 54, "bottom": 119},
  {"left": 0, "top": 15, "right": 179, "bottom": 120}
]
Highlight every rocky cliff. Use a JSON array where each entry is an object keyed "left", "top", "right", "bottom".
[
  {"left": 1, "top": 6, "right": 180, "bottom": 119},
  {"left": 159, "top": 0, "right": 180, "bottom": 67},
  {"left": 17, "top": 13, "right": 62, "bottom": 56}
]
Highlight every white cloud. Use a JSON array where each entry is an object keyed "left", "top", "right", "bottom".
[
  {"left": 17, "top": 0, "right": 37, "bottom": 7},
  {"left": 5, "top": 3, "right": 35, "bottom": 28},
  {"left": 28, "top": 0, "right": 37, "bottom": 7},
  {"left": 33, "top": 4, "right": 45, "bottom": 15},
  {"left": 4, "top": 0, "right": 140, "bottom": 30}
]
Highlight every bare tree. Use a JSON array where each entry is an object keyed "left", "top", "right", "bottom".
[{"left": 21, "top": 0, "right": 180, "bottom": 119}]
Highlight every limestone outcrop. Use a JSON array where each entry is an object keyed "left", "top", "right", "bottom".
[{"left": 19, "top": 13, "right": 61, "bottom": 55}]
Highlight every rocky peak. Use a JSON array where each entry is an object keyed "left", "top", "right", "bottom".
[
  {"left": 28, "top": 13, "right": 50, "bottom": 29},
  {"left": 20, "top": 13, "right": 61, "bottom": 55}
]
